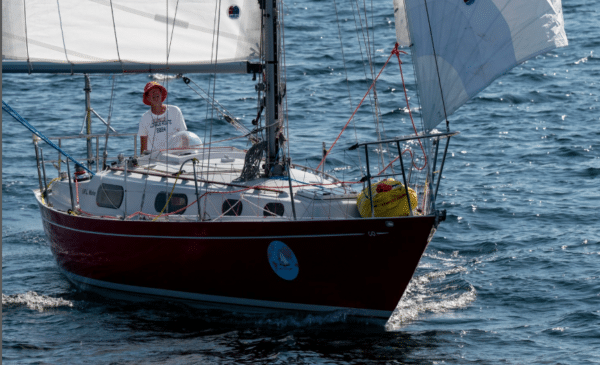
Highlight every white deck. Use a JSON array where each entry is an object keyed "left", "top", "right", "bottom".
[{"left": 45, "top": 147, "right": 362, "bottom": 221}]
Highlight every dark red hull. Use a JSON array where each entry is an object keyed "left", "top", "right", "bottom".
[{"left": 39, "top": 200, "right": 436, "bottom": 317}]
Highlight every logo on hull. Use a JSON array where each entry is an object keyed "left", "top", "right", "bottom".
[
  {"left": 228, "top": 6, "right": 240, "bottom": 19},
  {"left": 267, "top": 241, "right": 299, "bottom": 281}
]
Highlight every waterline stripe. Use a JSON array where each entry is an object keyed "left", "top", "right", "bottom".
[{"left": 61, "top": 269, "right": 393, "bottom": 318}]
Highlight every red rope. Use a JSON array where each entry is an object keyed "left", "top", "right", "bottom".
[
  {"left": 392, "top": 43, "right": 428, "bottom": 172},
  {"left": 125, "top": 186, "right": 256, "bottom": 220},
  {"left": 378, "top": 148, "right": 413, "bottom": 176},
  {"left": 316, "top": 43, "right": 428, "bottom": 175},
  {"left": 315, "top": 48, "right": 399, "bottom": 171}
]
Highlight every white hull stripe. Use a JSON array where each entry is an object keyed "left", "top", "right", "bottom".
[
  {"left": 61, "top": 269, "right": 393, "bottom": 318},
  {"left": 42, "top": 216, "right": 373, "bottom": 240}
]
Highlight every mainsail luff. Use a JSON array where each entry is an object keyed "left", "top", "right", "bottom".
[
  {"left": 2, "top": 0, "right": 262, "bottom": 74},
  {"left": 394, "top": 0, "right": 568, "bottom": 131}
]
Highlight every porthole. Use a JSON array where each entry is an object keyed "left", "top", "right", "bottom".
[
  {"left": 154, "top": 192, "right": 188, "bottom": 215},
  {"left": 264, "top": 202, "right": 285, "bottom": 217},
  {"left": 222, "top": 199, "right": 243, "bottom": 216},
  {"left": 96, "top": 184, "right": 124, "bottom": 209}
]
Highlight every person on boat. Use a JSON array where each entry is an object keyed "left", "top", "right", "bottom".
[{"left": 138, "top": 81, "right": 187, "bottom": 154}]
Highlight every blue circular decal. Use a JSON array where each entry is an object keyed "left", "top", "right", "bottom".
[
  {"left": 464, "top": 0, "right": 475, "bottom": 5},
  {"left": 267, "top": 241, "right": 299, "bottom": 281}
]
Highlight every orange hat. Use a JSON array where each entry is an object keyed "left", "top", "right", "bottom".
[{"left": 143, "top": 81, "right": 167, "bottom": 105}]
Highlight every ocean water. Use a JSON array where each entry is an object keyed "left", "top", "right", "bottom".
[{"left": 2, "top": 0, "right": 599, "bottom": 364}]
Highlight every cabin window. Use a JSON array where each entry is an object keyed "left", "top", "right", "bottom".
[
  {"left": 154, "top": 192, "right": 188, "bottom": 215},
  {"left": 96, "top": 184, "right": 124, "bottom": 209},
  {"left": 264, "top": 202, "right": 284, "bottom": 217},
  {"left": 222, "top": 199, "right": 243, "bottom": 216}
]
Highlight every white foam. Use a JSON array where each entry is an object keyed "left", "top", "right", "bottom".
[
  {"left": 2, "top": 291, "right": 74, "bottom": 312},
  {"left": 574, "top": 51, "right": 593, "bottom": 65},
  {"left": 229, "top": 309, "right": 384, "bottom": 329},
  {"left": 385, "top": 266, "right": 476, "bottom": 331}
]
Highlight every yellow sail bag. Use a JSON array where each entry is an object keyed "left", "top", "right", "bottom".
[{"left": 357, "top": 178, "right": 418, "bottom": 218}]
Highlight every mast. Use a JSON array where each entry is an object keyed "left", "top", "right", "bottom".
[
  {"left": 262, "top": 0, "right": 281, "bottom": 175},
  {"left": 84, "top": 75, "right": 93, "bottom": 169}
]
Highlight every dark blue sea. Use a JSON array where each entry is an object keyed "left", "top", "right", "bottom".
[{"left": 3, "top": 0, "right": 599, "bottom": 363}]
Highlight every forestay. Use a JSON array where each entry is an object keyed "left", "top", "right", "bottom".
[
  {"left": 393, "top": 0, "right": 568, "bottom": 131},
  {"left": 2, "top": 0, "right": 261, "bottom": 74}
]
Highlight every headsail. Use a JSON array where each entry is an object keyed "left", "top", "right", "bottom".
[
  {"left": 2, "top": 0, "right": 261, "bottom": 74},
  {"left": 394, "top": 0, "right": 568, "bottom": 131}
]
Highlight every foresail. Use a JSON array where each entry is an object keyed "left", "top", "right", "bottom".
[
  {"left": 393, "top": 0, "right": 411, "bottom": 47},
  {"left": 2, "top": 0, "right": 261, "bottom": 74},
  {"left": 396, "top": 0, "right": 568, "bottom": 131}
]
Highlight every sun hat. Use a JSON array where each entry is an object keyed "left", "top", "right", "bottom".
[{"left": 143, "top": 81, "right": 167, "bottom": 105}]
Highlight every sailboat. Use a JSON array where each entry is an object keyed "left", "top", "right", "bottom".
[{"left": 2, "top": 0, "right": 567, "bottom": 318}]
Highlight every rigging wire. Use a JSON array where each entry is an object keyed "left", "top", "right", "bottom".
[
  {"left": 362, "top": 0, "right": 394, "bottom": 173},
  {"left": 2, "top": 101, "right": 94, "bottom": 175},
  {"left": 387, "top": 46, "right": 427, "bottom": 171},
  {"left": 317, "top": 45, "right": 428, "bottom": 174},
  {"left": 167, "top": 0, "right": 181, "bottom": 59},
  {"left": 279, "top": 0, "right": 292, "bottom": 167},
  {"left": 55, "top": 0, "right": 71, "bottom": 72},
  {"left": 140, "top": 1, "right": 183, "bottom": 216},
  {"left": 108, "top": 0, "right": 123, "bottom": 73},
  {"left": 23, "top": 0, "right": 32, "bottom": 73},
  {"left": 316, "top": 47, "right": 399, "bottom": 171},
  {"left": 408, "top": 43, "right": 426, "bottom": 134},
  {"left": 202, "top": 0, "right": 223, "bottom": 217},
  {"left": 332, "top": 0, "right": 363, "bottom": 176},
  {"left": 395, "top": 0, "right": 427, "bottom": 135},
  {"left": 357, "top": 1, "right": 380, "bottom": 131},
  {"left": 101, "top": 75, "right": 118, "bottom": 169},
  {"left": 183, "top": 77, "right": 258, "bottom": 144},
  {"left": 163, "top": 0, "right": 171, "bottom": 209},
  {"left": 422, "top": 0, "right": 449, "bottom": 131},
  {"left": 349, "top": 0, "right": 377, "bottom": 120},
  {"left": 350, "top": 0, "right": 387, "bottom": 171}
]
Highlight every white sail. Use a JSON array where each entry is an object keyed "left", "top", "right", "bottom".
[
  {"left": 393, "top": 0, "right": 411, "bottom": 47},
  {"left": 394, "top": 0, "right": 568, "bottom": 131},
  {"left": 2, "top": 0, "right": 261, "bottom": 73}
]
